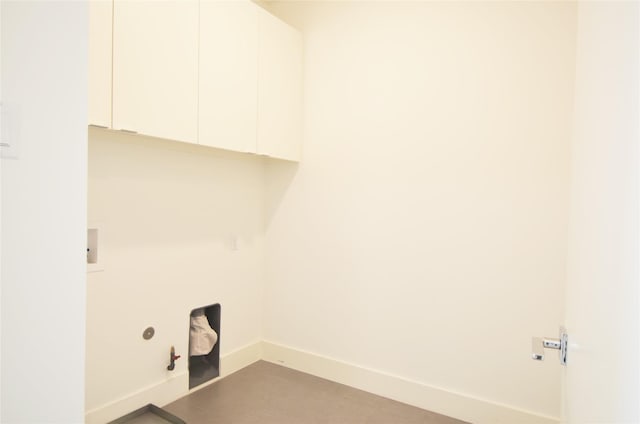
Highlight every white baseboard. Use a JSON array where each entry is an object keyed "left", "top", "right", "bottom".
[
  {"left": 85, "top": 341, "right": 262, "bottom": 424},
  {"left": 220, "top": 340, "right": 263, "bottom": 378},
  {"left": 262, "top": 341, "right": 559, "bottom": 424},
  {"left": 85, "top": 372, "right": 189, "bottom": 424}
]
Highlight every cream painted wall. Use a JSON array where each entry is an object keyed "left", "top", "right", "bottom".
[
  {"left": 563, "top": 2, "right": 639, "bottom": 422},
  {"left": 264, "top": 1, "right": 576, "bottom": 420},
  {"left": 0, "top": 3, "right": 3, "bottom": 419},
  {"left": 1, "top": 1, "right": 87, "bottom": 422},
  {"left": 86, "top": 130, "right": 265, "bottom": 415}
]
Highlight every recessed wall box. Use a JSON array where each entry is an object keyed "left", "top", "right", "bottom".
[{"left": 189, "top": 303, "right": 221, "bottom": 389}]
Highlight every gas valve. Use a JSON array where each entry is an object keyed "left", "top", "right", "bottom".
[{"left": 167, "top": 345, "right": 181, "bottom": 371}]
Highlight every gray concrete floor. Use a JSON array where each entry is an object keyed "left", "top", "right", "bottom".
[{"left": 164, "top": 360, "right": 468, "bottom": 424}]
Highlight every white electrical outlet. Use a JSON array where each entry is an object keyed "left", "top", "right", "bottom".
[
  {"left": 87, "top": 225, "right": 104, "bottom": 273},
  {"left": 230, "top": 234, "right": 239, "bottom": 251}
]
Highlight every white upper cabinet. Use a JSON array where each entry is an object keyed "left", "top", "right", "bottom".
[
  {"left": 257, "top": 8, "right": 303, "bottom": 162},
  {"left": 88, "top": 0, "right": 113, "bottom": 128},
  {"left": 199, "top": 1, "right": 258, "bottom": 153},
  {"left": 112, "top": 0, "right": 199, "bottom": 144},
  {"left": 93, "top": 1, "right": 303, "bottom": 160}
]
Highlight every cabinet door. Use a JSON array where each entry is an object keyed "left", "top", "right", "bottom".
[
  {"left": 113, "top": 0, "right": 198, "bottom": 144},
  {"left": 88, "top": 0, "right": 112, "bottom": 128},
  {"left": 257, "top": 9, "right": 303, "bottom": 161},
  {"left": 199, "top": 0, "right": 258, "bottom": 153}
]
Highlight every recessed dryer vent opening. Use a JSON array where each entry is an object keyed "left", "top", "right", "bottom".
[{"left": 189, "top": 304, "right": 220, "bottom": 389}]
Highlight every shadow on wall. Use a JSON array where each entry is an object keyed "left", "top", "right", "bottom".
[
  {"left": 86, "top": 127, "right": 269, "bottom": 418},
  {"left": 88, "top": 127, "right": 268, "bottom": 246},
  {"left": 265, "top": 159, "right": 299, "bottom": 229}
]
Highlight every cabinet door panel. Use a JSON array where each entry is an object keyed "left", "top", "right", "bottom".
[
  {"left": 113, "top": 0, "right": 198, "bottom": 143},
  {"left": 199, "top": 0, "right": 258, "bottom": 153},
  {"left": 89, "top": 0, "right": 112, "bottom": 128},
  {"left": 257, "top": 9, "right": 303, "bottom": 161}
]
